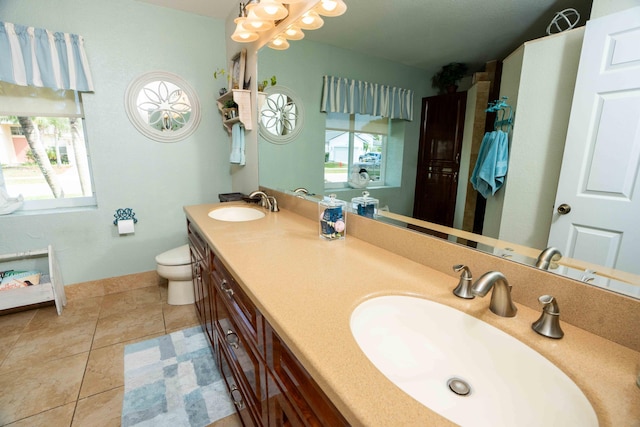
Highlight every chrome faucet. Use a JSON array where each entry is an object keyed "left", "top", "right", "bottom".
[
  {"left": 249, "top": 191, "right": 279, "bottom": 212},
  {"left": 531, "top": 295, "right": 564, "bottom": 339},
  {"left": 293, "top": 187, "right": 309, "bottom": 195},
  {"left": 471, "top": 271, "right": 517, "bottom": 317},
  {"left": 535, "top": 247, "right": 562, "bottom": 270}
]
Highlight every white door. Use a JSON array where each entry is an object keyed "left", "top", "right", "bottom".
[{"left": 548, "top": 7, "right": 640, "bottom": 286}]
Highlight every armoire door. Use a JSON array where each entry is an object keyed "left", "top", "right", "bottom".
[{"left": 413, "top": 92, "right": 467, "bottom": 227}]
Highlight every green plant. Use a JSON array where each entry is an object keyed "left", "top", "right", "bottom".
[
  {"left": 223, "top": 100, "right": 237, "bottom": 109},
  {"left": 213, "top": 68, "right": 227, "bottom": 80},
  {"left": 431, "top": 62, "right": 468, "bottom": 94},
  {"left": 258, "top": 75, "right": 277, "bottom": 92}
]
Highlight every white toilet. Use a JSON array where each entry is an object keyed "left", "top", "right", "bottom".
[{"left": 156, "top": 244, "right": 195, "bottom": 305}]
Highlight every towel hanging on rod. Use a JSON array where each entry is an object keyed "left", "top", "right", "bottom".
[{"left": 486, "top": 96, "right": 514, "bottom": 132}]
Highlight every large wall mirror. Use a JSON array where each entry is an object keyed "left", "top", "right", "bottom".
[
  {"left": 125, "top": 71, "right": 201, "bottom": 143},
  {"left": 256, "top": 1, "right": 640, "bottom": 299}
]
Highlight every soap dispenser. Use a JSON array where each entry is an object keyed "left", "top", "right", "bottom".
[{"left": 319, "top": 194, "right": 347, "bottom": 240}]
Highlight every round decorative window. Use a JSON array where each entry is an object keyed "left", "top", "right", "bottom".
[
  {"left": 124, "top": 71, "right": 201, "bottom": 143},
  {"left": 258, "top": 85, "right": 304, "bottom": 144}
]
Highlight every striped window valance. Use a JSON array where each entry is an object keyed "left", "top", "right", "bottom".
[
  {"left": 320, "top": 75, "right": 413, "bottom": 121},
  {"left": 0, "top": 21, "right": 94, "bottom": 92}
]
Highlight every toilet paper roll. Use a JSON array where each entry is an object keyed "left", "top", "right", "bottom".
[{"left": 118, "top": 219, "right": 135, "bottom": 234}]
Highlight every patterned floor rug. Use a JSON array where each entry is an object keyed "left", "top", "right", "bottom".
[{"left": 122, "top": 326, "right": 235, "bottom": 427}]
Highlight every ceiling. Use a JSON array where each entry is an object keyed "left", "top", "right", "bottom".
[{"left": 136, "top": 0, "right": 593, "bottom": 72}]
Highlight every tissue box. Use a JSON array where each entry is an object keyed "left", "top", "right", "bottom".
[{"left": 351, "top": 191, "right": 379, "bottom": 219}]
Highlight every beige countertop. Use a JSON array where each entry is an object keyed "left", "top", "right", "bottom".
[{"left": 184, "top": 202, "right": 640, "bottom": 427}]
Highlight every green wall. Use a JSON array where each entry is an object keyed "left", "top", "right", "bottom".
[
  {"left": 257, "top": 38, "right": 433, "bottom": 215},
  {"left": 0, "top": 0, "right": 231, "bottom": 284}
]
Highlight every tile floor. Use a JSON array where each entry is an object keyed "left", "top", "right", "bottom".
[{"left": 0, "top": 272, "right": 241, "bottom": 427}]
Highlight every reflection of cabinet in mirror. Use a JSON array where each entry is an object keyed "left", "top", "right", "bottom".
[
  {"left": 413, "top": 92, "right": 467, "bottom": 229},
  {"left": 217, "top": 89, "right": 253, "bottom": 134}
]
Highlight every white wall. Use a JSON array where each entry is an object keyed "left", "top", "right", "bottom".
[
  {"left": 591, "top": 0, "right": 638, "bottom": 18},
  {"left": 0, "top": 0, "right": 232, "bottom": 284},
  {"left": 484, "top": 29, "right": 584, "bottom": 249}
]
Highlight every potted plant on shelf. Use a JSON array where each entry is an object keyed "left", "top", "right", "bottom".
[
  {"left": 214, "top": 67, "right": 228, "bottom": 97},
  {"left": 258, "top": 75, "right": 277, "bottom": 92},
  {"left": 431, "top": 62, "right": 468, "bottom": 94},
  {"left": 258, "top": 75, "right": 277, "bottom": 110},
  {"left": 222, "top": 99, "right": 238, "bottom": 120}
]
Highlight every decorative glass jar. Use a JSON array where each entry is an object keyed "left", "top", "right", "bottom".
[{"left": 319, "top": 194, "right": 346, "bottom": 240}]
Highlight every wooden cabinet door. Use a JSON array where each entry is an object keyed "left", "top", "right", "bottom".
[
  {"left": 188, "top": 221, "right": 208, "bottom": 323},
  {"left": 413, "top": 92, "right": 466, "bottom": 227},
  {"left": 265, "top": 324, "right": 349, "bottom": 427}
]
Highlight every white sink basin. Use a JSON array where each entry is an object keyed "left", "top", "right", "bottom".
[
  {"left": 350, "top": 295, "right": 598, "bottom": 427},
  {"left": 208, "top": 206, "right": 265, "bottom": 222}
]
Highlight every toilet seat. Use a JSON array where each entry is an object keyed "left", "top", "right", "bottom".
[{"left": 156, "top": 244, "right": 191, "bottom": 266}]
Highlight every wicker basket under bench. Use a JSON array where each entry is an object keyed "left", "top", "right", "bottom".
[{"left": 0, "top": 246, "right": 66, "bottom": 315}]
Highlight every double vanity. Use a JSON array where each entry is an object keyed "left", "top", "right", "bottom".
[{"left": 184, "top": 190, "right": 640, "bottom": 426}]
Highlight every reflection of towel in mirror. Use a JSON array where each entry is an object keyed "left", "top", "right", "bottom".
[
  {"left": 470, "top": 130, "right": 509, "bottom": 198},
  {"left": 230, "top": 123, "right": 245, "bottom": 165}
]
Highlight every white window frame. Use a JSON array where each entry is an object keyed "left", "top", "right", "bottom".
[
  {"left": 0, "top": 85, "right": 97, "bottom": 212},
  {"left": 324, "top": 112, "right": 391, "bottom": 190}
]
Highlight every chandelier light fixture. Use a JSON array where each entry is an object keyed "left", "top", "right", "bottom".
[
  {"left": 232, "top": 0, "right": 346, "bottom": 50},
  {"left": 231, "top": 2, "right": 260, "bottom": 42},
  {"left": 282, "top": 25, "right": 305, "bottom": 40},
  {"left": 267, "top": 35, "right": 291, "bottom": 50},
  {"left": 244, "top": 3, "right": 275, "bottom": 32},
  {"left": 315, "top": 0, "right": 347, "bottom": 17},
  {"left": 252, "top": 0, "right": 289, "bottom": 21},
  {"left": 296, "top": 9, "right": 324, "bottom": 30}
]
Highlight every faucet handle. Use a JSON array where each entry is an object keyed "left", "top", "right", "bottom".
[
  {"left": 532, "top": 295, "right": 564, "bottom": 339},
  {"left": 267, "top": 196, "right": 279, "bottom": 212},
  {"left": 452, "top": 265, "right": 475, "bottom": 299}
]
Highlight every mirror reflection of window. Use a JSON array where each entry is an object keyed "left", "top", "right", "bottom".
[
  {"left": 135, "top": 81, "right": 192, "bottom": 132},
  {"left": 324, "top": 112, "right": 401, "bottom": 189},
  {"left": 260, "top": 93, "right": 297, "bottom": 136}
]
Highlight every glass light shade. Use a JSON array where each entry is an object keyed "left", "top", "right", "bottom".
[
  {"left": 283, "top": 25, "right": 304, "bottom": 40},
  {"left": 267, "top": 36, "right": 290, "bottom": 50},
  {"left": 244, "top": 4, "right": 275, "bottom": 31},
  {"left": 231, "top": 19, "right": 260, "bottom": 42},
  {"left": 253, "top": 0, "right": 289, "bottom": 21},
  {"left": 315, "top": 0, "right": 347, "bottom": 17},
  {"left": 296, "top": 10, "right": 324, "bottom": 30}
]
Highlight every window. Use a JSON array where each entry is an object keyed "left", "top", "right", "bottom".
[
  {"left": 324, "top": 112, "right": 404, "bottom": 189},
  {"left": 0, "top": 81, "right": 96, "bottom": 211}
]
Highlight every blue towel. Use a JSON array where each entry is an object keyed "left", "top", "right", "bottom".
[
  {"left": 470, "top": 130, "right": 509, "bottom": 198},
  {"left": 230, "top": 123, "right": 245, "bottom": 165}
]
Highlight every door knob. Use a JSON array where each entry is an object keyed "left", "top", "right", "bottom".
[{"left": 557, "top": 204, "right": 572, "bottom": 215}]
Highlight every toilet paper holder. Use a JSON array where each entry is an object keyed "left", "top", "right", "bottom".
[{"left": 113, "top": 208, "right": 138, "bottom": 226}]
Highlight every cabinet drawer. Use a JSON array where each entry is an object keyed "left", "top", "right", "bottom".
[
  {"left": 187, "top": 220, "right": 209, "bottom": 267},
  {"left": 212, "top": 256, "right": 262, "bottom": 353},
  {"left": 266, "top": 325, "right": 349, "bottom": 427}
]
